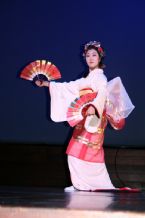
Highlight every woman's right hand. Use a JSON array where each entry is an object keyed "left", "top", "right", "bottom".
[
  {"left": 86, "top": 105, "right": 96, "bottom": 116},
  {"left": 35, "top": 80, "right": 50, "bottom": 87}
]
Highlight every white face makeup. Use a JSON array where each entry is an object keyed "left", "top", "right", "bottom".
[{"left": 85, "top": 49, "right": 100, "bottom": 70}]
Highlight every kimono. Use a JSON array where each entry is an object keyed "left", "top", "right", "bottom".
[{"left": 49, "top": 68, "right": 134, "bottom": 191}]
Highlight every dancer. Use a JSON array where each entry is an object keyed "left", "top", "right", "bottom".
[{"left": 35, "top": 41, "right": 134, "bottom": 191}]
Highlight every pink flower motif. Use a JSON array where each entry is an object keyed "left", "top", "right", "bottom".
[{"left": 98, "top": 47, "right": 103, "bottom": 52}]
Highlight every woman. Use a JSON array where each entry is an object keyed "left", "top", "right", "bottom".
[{"left": 35, "top": 41, "right": 134, "bottom": 191}]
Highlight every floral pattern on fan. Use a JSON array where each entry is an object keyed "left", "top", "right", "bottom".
[
  {"left": 20, "top": 60, "right": 61, "bottom": 81},
  {"left": 67, "top": 92, "right": 97, "bottom": 127}
]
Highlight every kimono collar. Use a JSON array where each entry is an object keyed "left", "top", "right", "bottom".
[
  {"left": 90, "top": 68, "right": 104, "bottom": 74},
  {"left": 89, "top": 68, "right": 104, "bottom": 76}
]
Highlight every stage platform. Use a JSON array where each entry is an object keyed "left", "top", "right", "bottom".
[{"left": 0, "top": 187, "right": 144, "bottom": 218}]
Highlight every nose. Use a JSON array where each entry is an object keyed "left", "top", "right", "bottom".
[
  {"left": 89, "top": 58, "right": 94, "bottom": 62},
  {"left": 89, "top": 56, "right": 93, "bottom": 61}
]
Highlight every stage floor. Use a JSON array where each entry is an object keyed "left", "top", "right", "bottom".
[{"left": 0, "top": 187, "right": 145, "bottom": 218}]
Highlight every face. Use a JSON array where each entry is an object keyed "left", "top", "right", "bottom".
[{"left": 85, "top": 49, "right": 100, "bottom": 70}]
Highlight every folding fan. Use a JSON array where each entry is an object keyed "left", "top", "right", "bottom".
[
  {"left": 67, "top": 92, "right": 97, "bottom": 127},
  {"left": 20, "top": 60, "right": 61, "bottom": 81}
]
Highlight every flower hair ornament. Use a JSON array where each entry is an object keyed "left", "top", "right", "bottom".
[{"left": 83, "top": 41, "right": 105, "bottom": 58}]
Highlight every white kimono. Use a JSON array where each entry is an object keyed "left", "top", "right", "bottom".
[
  {"left": 50, "top": 69, "right": 107, "bottom": 121},
  {"left": 49, "top": 68, "right": 135, "bottom": 191},
  {"left": 49, "top": 68, "right": 134, "bottom": 124}
]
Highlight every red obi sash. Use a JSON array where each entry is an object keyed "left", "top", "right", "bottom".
[{"left": 66, "top": 109, "right": 107, "bottom": 163}]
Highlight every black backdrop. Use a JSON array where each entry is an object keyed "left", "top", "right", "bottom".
[{"left": 0, "top": 0, "right": 145, "bottom": 146}]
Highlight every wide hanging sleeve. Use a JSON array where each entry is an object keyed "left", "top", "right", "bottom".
[{"left": 106, "top": 77, "right": 135, "bottom": 120}]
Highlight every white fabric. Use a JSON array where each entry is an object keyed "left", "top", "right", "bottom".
[
  {"left": 106, "top": 77, "right": 135, "bottom": 120},
  {"left": 84, "top": 114, "right": 102, "bottom": 133},
  {"left": 49, "top": 69, "right": 134, "bottom": 124},
  {"left": 84, "top": 77, "right": 135, "bottom": 132},
  {"left": 49, "top": 68, "right": 107, "bottom": 122},
  {"left": 64, "top": 186, "right": 76, "bottom": 192},
  {"left": 67, "top": 155, "right": 115, "bottom": 191}
]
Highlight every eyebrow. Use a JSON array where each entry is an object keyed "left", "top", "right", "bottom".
[{"left": 86, "top": 52, "right": 97, "bottom": 55}]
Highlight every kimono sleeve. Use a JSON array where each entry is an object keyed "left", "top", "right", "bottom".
[
  {"left": 107, "top": 115, "right": 125, "bottom": 130},
  {"left": 105, "top": 76, "right": 134, "bottom": 130},
  {"left": 49, "top": 76, "right": 92, "bottom": 122},
  {"left": 106, "top": 77, "right": 135, "bottom": 120}
]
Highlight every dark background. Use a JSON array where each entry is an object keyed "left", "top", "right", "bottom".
[{"left": 0, "top": 0, "right": 145, "bottom": 147}]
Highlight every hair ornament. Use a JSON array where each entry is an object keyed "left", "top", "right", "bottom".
[{"left": 83, "top": 41, "right": 105, "bottom": 57}]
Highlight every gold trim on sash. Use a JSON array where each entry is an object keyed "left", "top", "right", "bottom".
[
  {"left": 97, "top": 128, "right": 104, "bottom": 134},
  {"left": 74, "top": 135, "right": 102, "bottom": 150}
]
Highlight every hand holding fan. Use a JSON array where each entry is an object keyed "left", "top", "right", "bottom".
[
  {"left": 20, "top": 60, "right": 61, "bottom": 82},
  {"left": 67, "top": 92, "right": 97, "bottom": 127}
]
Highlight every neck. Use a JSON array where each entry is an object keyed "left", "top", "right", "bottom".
[{"left": 89, "top": 67, "right": 101, "bottom": 72}]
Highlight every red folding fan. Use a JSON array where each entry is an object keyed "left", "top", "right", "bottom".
[
  {"left": 20, "top": 60, "right": 61, "bottom": 81},
  {"left": 67, "top": 92, "right": 97, "bottom": 127}
]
